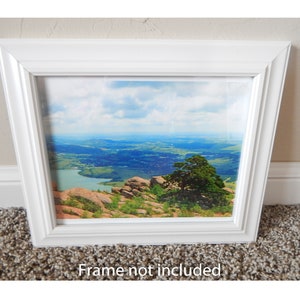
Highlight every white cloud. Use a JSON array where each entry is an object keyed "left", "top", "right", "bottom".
[{"left": 37, "top": 76, "right": 252, "bottom": 138}]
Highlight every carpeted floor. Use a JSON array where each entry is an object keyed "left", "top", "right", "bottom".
[{"left": 0, "top": 205, "right": 299, "bottom": 280}]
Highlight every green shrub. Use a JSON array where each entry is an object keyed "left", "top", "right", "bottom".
[
  {"left": 81, "top": 211, "right": 89, "bottom": 218},
  {"left": 111, "top": 212, "right": 123, "bottom": 218},
  {"left": 198, "top": 210, "right": 215, "bottom": 217},
  {"left": 63, "top": 198, "right": 80, "bottom": 208},
  {"left": 120, "top": 202, "right": 138, "bottom": 215},
  {"left": 92, "top": 209, "right": 103, "bottom": 218},
  {"left": 68, "top": 196, "right": 103, "bottom": 213},
  {"left": 120, "top": 196, "right": 144, "bottom": 215},
  {"left": 62, "top": 208, "right": 80, "bottom": 216},
  {"left": 210, "top": 205, "right": 233, "bottom": 214},
  {"left": 162, "top": 202, "right": 170, "bottom": 213},
  {"left": 105, "top": 194, "right": 120, "bottom": 210},
  {"left": 178, "top": 208, "right": 193, "bottom": 217},
  {"left": 150, "top": 184, "right": 166, "bottom": 198},
  {"left": 190, "top": 204, "right": 202, "bottom": 213},
  {"left": 145, "top": 207, "right": 153, "bottom": 215}
]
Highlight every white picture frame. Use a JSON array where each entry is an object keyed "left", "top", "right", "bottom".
[{"left": 0, "top": 39, "right": 290, "bottom": 247}]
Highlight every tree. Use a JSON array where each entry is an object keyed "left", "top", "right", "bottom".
[{"left": 163, "top": 155, "right": 228, "bottom": 207}]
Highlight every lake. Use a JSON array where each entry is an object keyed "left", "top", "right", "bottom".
[{"left": 51, "top": 169, "right": 112, "bottom": 192}]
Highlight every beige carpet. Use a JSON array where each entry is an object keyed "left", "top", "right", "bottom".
[{"left": 0, "top": 205, "right": 299, "bottom": 280}]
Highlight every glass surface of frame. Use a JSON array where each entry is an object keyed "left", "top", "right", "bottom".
[{"left": 37, "top": 76, "right": 253, "bottom": 221}]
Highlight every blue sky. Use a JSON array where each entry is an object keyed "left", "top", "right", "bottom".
[{"left": 37, "top": 76, "right": 253, "bottom": 139}]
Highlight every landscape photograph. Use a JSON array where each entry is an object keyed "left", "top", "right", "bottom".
[{"left": 37, "top": 76, "right": 253, "bottom": 219}]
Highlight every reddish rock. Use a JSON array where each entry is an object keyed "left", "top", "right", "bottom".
[
  {"left": 132, "top": 189, "right": 141, "bottom": 196},
  {"left": 52, "top": 181, "right": 58, "bottom": 191},
  {"left": 55, "top": 204, "right": 89, "bottom": 219},
  {"left": 111, "top": 187, "right": 121, "bottom": 194},
  {"left": 136, "top": 209, "right": 147, "bottom": 215},
  {"left": 119, "top": 176, "right": 151, "bottom": 199},
  {"left": 52, "top": 187, "right": 112, "bottom": 209},
  {"left": 125, "top": 176, "right": 150, "bottom": 190},
  {"left": 121, "top": 189, "right": 134, "bottom": 199},
  {"left": 150, "top": 176, "right": 166, "bottom": 187},
  {"left": 122, "top": 185, "right": 132, "bottom": 192}
]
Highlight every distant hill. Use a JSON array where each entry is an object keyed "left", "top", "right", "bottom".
[{"left": 47, "top": 135, "right": 242, "bottom": 183}]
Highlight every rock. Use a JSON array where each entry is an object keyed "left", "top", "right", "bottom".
[
  {"left": 55, "top": 204, "right": 93, "bottom": 219},
  {"left": 150, "top": 176, "right": 166, "bottom": 188},
  {"left": 132, "top": 189, "right": 141, "bottom": 196},
  {"left": 119, "top": 176, "right": 151, "bottom": 199},
  {"left": 151, "top": 207, "right": 164, "bottom": 214},
  {"left": 101, "top": 213, "right": 113, "bottom": 218},
  {"left": 121, "top": 189, "right": 134, "bottom": 199},
  {"left": 111, "top": 187, "right": 121, "bottom": 194},
  {"left": 144, "top": 200, "right": 163, "bottom": 208},
  {"left": 136, "top": 209, "right": 147, "bottom": 215},
  {"left": 140, "top": 193, "right": 156, "bottom": 201},
  {"left": 52, "top": 181, "right": 58, "bottom": 191},
  {"left": 52, "top": 187, "right": 112, "bottom": 209},
  {"left": 96, "top": 193, "right": 112, "bottom": 204},
  {"left": 53, "top": 190, "right": 68, "bottom": 202},
  {"left": 121, "top": 185, "right": 132, "bottom": 192},
  {"left": 125, "top": 176, "right": 150, "bottom": 191}
]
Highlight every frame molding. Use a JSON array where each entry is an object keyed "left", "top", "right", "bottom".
[{"left": 0, "top": 40, "right": 290, "bottom": 247}]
